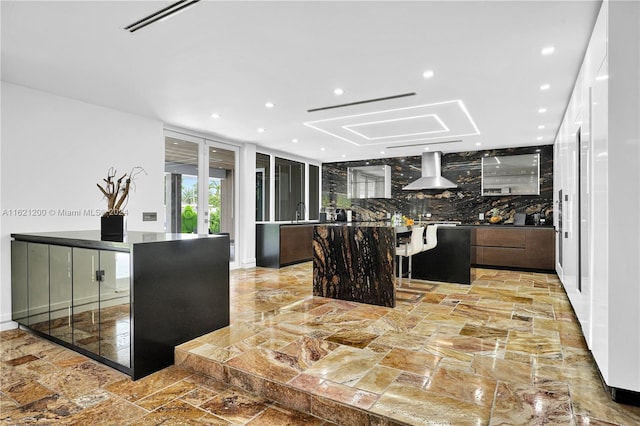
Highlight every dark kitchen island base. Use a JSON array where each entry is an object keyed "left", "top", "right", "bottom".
[{"left": 401, "top": 225, "right": 472, "bottom": 285}]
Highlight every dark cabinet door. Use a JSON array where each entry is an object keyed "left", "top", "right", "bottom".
[
  {"left": 72, "top": 248, "right": 101, "bottom": 354},
  {"left": 525, "top": 230, "right": 555, "bottom": 270},
  {"left": 49, "top": 245, "right": 72, "bottom": 344},
  {"left": 27, "top": 243, "right": 50, "bottom": 333},
  {"left": 11, "top": 241, "right": 28, "bottom": 326},
  {"left": 97, "top": 250, "right": 131, "bottom": 368}
]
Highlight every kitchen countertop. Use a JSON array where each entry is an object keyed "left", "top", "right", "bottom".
[{"left": 11, "top": 230, "right": 225, "bottom": 251}]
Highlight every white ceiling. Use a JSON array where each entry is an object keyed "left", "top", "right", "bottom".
[{"left": 1, "top": 0, "right": 601, "bottom": 163}]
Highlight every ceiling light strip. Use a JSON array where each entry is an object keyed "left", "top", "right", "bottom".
[
  {"left": 307, "top": 93, "right": 416, "bottom": 113},
  {"left": 124, "top": 0, "right": 200, "bottom": 33}
]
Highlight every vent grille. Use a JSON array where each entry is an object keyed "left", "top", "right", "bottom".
[
  {"left": 386, "top": 139, "right": 462, "bottom": 149},
  {"left": 307, "top": 92, "right": 415, "bottom": 113},
  {"left": 124, "top": 0, "right": 200, "bottom": 33}
]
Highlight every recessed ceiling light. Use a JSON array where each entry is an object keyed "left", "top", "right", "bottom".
[
  {"left": 380, "top": 151, "right": 385, "bottom": 155},
  {"left": 475, "top": 142, "right": 482, "bottom": 146},
  {"left": 211, "top": 149, "right": 217, "bottom": 152},
  {"left": 257, "top": 128, "right": 265, "bottom": 133},
  {"left": 538, "top": 125, "right": 545, "bottom": 129},
  {"left": 333, "top": 88, "right": 344, "bottom": 96},
  {"left": 292, "top": 138, "right": 298, "bottom": 143},
  {"left": 265, "top": 102, "right": 275, "bottom": 108},
  {"left": 424, "top": 147, "right": 430, "bottom": 151},
  {"left": 536, "top": 136, "right": 543, "bottom": 141},
  {"left": 173, "top": 142, "right": 178, "bottom": 145},
  {"left": 541, "top": 46, "right": 555, "bottom": 55},
  {"left": 341, "top": 154, "right": 346, "bottom": 158},
  {"left": 595, "top": 74, "right": 609, "bottom": 81},
  {"left": 538, "top": 108, "right": 547, "bottom": 113},
  {"left": 210, "top": 113, "right": 220, "bottom": 118},
  {"left": 540, "top": 84, "right": 550, "bottom": 91},
  {"left": 536, "top": 149, "right": 541, "bottom": 152},
  {"left": 422, "top": 69, "right": 434, "bottom": 79},
  {"left": 320, "top": 147, "right": 326, "bottom": 151}
]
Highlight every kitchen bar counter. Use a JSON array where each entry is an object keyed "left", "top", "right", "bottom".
[
  {"left": 406, "top": 226, "right": 471, "bottom": 285},
  {"left": 313, "top": 224, "right": 396, "bottom": 307}
]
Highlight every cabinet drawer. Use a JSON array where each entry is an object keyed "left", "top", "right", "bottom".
[
  {"left": 280, "top": 225, "right": 313, "bottom": 265},
  {"left": 525, "top": 229, "right": 555, "bottom": 270},
  {"left": 476, "top": 228, "right": 526, "bottom": 248},
  {"left": 480, "top": 247, "right": 526, "bottom": 268}
]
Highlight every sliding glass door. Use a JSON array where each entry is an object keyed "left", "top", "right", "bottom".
[
  {"left": 206, "top": 142, "right": 237, "bottom": 263},
  {"left": 164, "top": 135, "right": 200, "bottom": 234},
  {"left": 164, "top": 131, "right": 238, "bottom": 267}
]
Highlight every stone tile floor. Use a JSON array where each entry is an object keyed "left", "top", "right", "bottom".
[
  {"left": 177, "top": 264, "right": 640, "bottom": 425},
  {"left": 1, "top": 328, "right": 327, "bottom": 425},
  {"left": 2, "top": 263, "right": 640, "bottom": 425}
]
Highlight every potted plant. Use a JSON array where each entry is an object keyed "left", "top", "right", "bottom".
[{"left": 97, "top": 166, "right": 145, "bottom": 240}]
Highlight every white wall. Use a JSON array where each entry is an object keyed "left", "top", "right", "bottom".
[
  {"left": 606, "top": 0, "right": 640, "bottom": 392},
  {"left": 239, "top": 143, "right": 257, "bottom": 269},
  {"left": 0, "top": 82, "right": 164, "bottom": 330},
  {"left": 554, "top": 0, "right": 640, "bottom": 393}
]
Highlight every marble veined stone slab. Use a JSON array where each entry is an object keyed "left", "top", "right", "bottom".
[{"left": 313, "top": 225, "right": 395, "bottom": 308}]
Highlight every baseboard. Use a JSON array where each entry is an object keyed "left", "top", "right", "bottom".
[
  {"left": 610, "top": 386, "right": 640, "bottom": 407},
  {"left": 240, "top": 259, "right": 256, "bottom": 269},
  {"left": 0, "top": 316, "right": 18, "bottom": 331}
]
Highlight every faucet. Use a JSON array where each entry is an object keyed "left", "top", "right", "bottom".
[{"left": 295, "top": 202, "right": 306, "bottom": 223}]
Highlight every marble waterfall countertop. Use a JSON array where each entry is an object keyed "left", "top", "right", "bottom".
[{"left": 312, "top": 224, "right": 396, "bottom": 307}]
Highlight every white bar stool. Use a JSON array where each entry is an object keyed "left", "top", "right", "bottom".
[{"left": 396, "top": 226, "right": 425, "bottom": 287}]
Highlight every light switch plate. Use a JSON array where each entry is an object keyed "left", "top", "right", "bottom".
[{"left": 142, "top": 212, "right": 157, "bottom": 222}]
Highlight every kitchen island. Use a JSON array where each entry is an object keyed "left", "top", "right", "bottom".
[
  {"left": 313, "top": 222, "right": 473, "bottom": 307},
  {"left": 313, "top": 223, "right": 396, "bottom": 307},
  {"left": 400, "top": 224, "right": 472, "bottom": 285},
  {"left": 11, "top": 231, "right": 230, "bottom": 379}
]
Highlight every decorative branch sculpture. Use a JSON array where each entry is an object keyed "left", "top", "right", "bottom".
[{"left": 97, "top": 166, "right": 146, "bottom": 217}]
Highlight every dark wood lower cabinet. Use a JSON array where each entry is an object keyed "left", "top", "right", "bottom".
[
  {"left": 471, "top": 227, "right": 555, "bottom": 271},
  {"left": 280, "top": 225, "right": 313, "bottom": 265},
  {"left": 256, "top": 223, "right": 314, "bottom": 268}
]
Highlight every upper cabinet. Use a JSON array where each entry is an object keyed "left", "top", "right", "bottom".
[
  {"left": 347, "top": 165, "right": 392, "bottom": 199},
  {"left": 481, "top": 153, "right": 540, "bottom": 196}
]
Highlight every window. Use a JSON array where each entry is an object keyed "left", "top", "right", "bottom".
[
  {"left": 309, "top": 165, "right": 319, "bottom": 220},
  {"left": 256, "top": 152, "right": 319, "bottom": 222},
  {"left": 256, "top": 153, "right": 270, "bottom": 221},
  {"left": 275, "top": 157, "right": 305, "bottom": 221}
]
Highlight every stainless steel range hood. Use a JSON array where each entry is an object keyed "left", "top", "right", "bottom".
[{"left": 402, "top": 151, "right": 457, "bottom": 190}]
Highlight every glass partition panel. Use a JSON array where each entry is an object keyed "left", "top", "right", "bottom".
[{"left": 481, "top": 153, "right": 540, "bottom": 196}]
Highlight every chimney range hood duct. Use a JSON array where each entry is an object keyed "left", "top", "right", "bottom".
[{"left": 402, "top": 151, "right": 457, "bottom": 190}]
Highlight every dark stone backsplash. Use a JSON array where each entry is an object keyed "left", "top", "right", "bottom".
[{"left": 322, "top": 145, "right": 553, "bottom": 224}]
